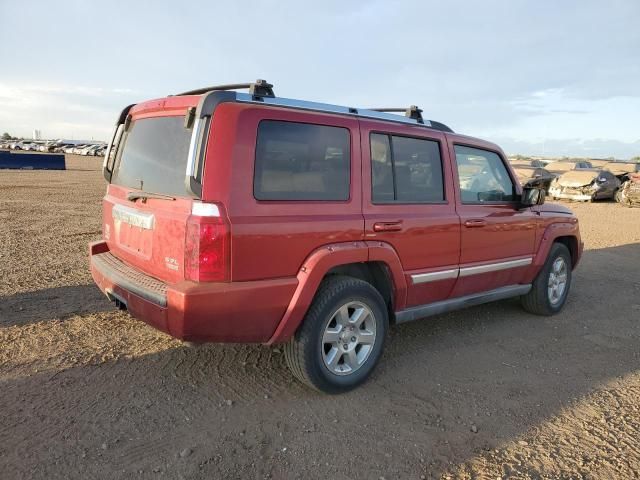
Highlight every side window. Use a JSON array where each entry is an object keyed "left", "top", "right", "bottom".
[
  {"left": 454, "top": 145, "right": 516, "bottom": 203},
  {"left": 370, "top": 133, "right": 445, "bottom": 203},
  {"left": 371, "top": 134, "right": 393, "bottom": 202},
  {"left": 254, "top": 120, "right": 350, "bottom": 201}
]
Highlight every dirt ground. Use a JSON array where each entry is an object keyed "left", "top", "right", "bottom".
[{"left": 1, "top": 155, "right": 639, "bottom": 479}]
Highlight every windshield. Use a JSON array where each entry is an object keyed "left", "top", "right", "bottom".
[{"left": 111, "top": 116, "right": 192, "bottom": 196}]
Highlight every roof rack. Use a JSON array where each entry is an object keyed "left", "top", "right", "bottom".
[
  {"left": 178, "top": 82, "right": 454, "bottom": 133},
  {"left": 369, "top": 105, "right": 424, "bottom": 124},
  {"left": 176, "top": 79, "right": 275, "bottom": 97}
]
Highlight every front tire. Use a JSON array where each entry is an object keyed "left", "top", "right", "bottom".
[
  {"left": 284, "top": 276, "right": 388, "bottom": 394},
  {"left": 521, "top": 243, "right": 572, "bottom": 316}
]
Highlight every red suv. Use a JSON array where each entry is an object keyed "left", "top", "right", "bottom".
[{"left": 90, "top": 79, "right": 583, "bottom": 393}]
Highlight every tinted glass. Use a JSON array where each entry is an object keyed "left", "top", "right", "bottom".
[
  {"left": 455, "top": 145, "right": 516, "bottom": 202},
  {"left": 370, "top": 133, "right": 444, "bottom": 203},
  {"left": 254, "top": 121, "right": 350, "bottom": 201},
  {"left": 392, "top": 136, "right": 444, "bottom": 202},
  {"left": 111, "top": 116, "right": 192, "bottom": 196},
  {"left": 371, "top": 133, "right": 393, "bottom": 202}
]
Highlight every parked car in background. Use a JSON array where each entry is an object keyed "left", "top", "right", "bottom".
[
  {"left": 508, "top": 158, "right": 546, "bottom": 168},
  {"left": 549, "top": 168, "right": 620, "bottom": 202},
  {"left": 545, "top": 160, "right": 593, "bottom": 175},
  {"left": 52, "top": 144, "right": 71, "bottom": 153},
  {"left": 615, "top": 173, "right": 640, "bottom": 207},
  {"left": 89, "top": 79, "right": 583, "bottom": 393},
  {"left": 603, "top": 161, "right": 640, "bottom": 181},
  {"left": 587, "top": 159, "right": 612, "bottom": 168},
  {"left": 510, "top": 165, "right": 555, "bottom": 192},
  {"left": 78, "top": 145, "right": 94, "bottom": 155},
  {"left": 87, "top": 144, "right": 106, "bottom": 155},
  {"left": 72, "top": 144, "right": 89, "bottom": 154}
]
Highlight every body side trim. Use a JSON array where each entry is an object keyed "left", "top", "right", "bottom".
[
  {"left": 459, "top": 257, "right": 532, "bottom": 277},
  {"left": 411, "top": 269, "right": 459, "bottom": 284},
  {"left": 409, "top": 257, "right": 533, "bottom": 284}
]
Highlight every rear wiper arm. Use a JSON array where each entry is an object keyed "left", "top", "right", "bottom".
[{"left": 127, "top": 191, "right": 176, "bottom": 202}]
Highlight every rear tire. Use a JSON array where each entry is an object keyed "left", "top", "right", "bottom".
[
  {"left": 521, "top": 243, "right": 572, "bottom": 316},
  {"left": 284, "top": 275, "right": 388, "bottom": 394}
]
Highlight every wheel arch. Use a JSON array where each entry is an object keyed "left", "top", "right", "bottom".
[
  {"left": 553, "top": 235, "right": 579, "bottom": 268},
  {"left": 266, "top": 241, "right": 406, "bottom": 344},
  {"left": 526, "top": 221, "right": 582, "bottom": 284},
  {"left": 324, "top": 261, "right": 397, "bottom": 323}
]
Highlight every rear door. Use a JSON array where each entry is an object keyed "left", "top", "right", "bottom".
[
  {"left": 103, "top": 101, "right": 198, "bottom": 283},
  {"left": 448, "top": 140, "right": 537, "bottom": 298},
  {"left": 360, "top": 119, "right": 461, "bottom": 308}
]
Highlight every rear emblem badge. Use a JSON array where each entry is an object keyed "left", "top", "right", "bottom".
[{"left": 165, "top": 257, "right": 179, "bottom": 271}]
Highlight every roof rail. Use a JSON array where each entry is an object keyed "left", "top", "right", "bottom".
[
  {"left": 176, "top": 79, "right": 275, "bottom": 97},
  {"left": 369, "top": 105, "right": 424, "bottom": 124}
]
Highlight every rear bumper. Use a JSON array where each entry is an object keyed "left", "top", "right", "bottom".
[{"left": 89, "top": 241, "right": 297, "bottom": 343}]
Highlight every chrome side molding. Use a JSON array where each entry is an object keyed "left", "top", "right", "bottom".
[
  {"left": 459, "top": 257, "right": 532, "bottom": 277},
  {"left": 411, "top": 268, "right": 459, "bottom": 284},
  {"left": 410, "top": 257, "right": 533, "bottom": 284}
]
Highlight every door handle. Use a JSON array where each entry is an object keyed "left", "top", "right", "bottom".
[
  {"left": 373, "top": 221, "right": 403, "bottom": 232},
  {"left": 464, "top": 219, "right": 487, "bottom": 228}
]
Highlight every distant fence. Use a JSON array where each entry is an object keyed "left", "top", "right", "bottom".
[{"left": 0, "top": 151, "right": 66, "bottom": 170}]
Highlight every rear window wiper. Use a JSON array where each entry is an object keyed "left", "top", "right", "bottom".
[{"left": 127, "top": 191, "right": 176, "bottom": 202}]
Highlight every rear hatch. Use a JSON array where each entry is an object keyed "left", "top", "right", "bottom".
[{"left": 103, "top": 99, "right": 198, "bottom": 283}]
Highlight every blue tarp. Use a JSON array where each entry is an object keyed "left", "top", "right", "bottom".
[{"left": 0, "top": 151, "right": 66, "bottom": 170}]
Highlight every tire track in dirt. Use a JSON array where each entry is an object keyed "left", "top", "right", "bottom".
[{"left": 2, "top": 158, "right": 640, "bottom": 479}]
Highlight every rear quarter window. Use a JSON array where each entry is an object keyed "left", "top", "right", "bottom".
[{"left": 253, "top": 120, "right": 351, "bottom": 201}]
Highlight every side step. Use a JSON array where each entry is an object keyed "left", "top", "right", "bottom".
[{"left": 395, "top": 284, "right": 531, "bottom": 324}]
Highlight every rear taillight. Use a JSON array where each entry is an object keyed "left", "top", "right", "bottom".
[{"left": 185, "top": 203, "right": 229, "bottom": 282}]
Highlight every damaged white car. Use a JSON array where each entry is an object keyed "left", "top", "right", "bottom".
[
  {"left": 616, "top": 173, "right": 640, "bottom": 207},
  {"left": 549, "top": 169, "right": 620, "bottom": 202}
]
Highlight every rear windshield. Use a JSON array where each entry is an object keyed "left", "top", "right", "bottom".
[{"left": 111, "top": 116, "right": 192, "bottom": 196}]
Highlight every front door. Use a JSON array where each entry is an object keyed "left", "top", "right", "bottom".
[
  {"left": 448, "top": 141, "right": 537, "bottom": 298},
  {"left": 360, "top": 119, "right": 461, "bottom": 308}
]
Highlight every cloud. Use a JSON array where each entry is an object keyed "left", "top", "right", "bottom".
[
  {"left": 0, "top": 83, "right": 139, "bottom": 140},
  {"left": 0, "top": 0, "right": 638, "bottom": 154}
]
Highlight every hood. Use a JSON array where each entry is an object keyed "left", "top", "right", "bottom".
[
  {"left": 557, "top": 170, "right": 599, "bottom": 187},
  {"left": 604, "top": 163, "right": 636, "bottom": 175},
  {"left": 545, "top": 162, "right": 574, "bottom": 173}
]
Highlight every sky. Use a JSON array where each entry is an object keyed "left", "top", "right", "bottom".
[{"left": 0, "top": 0, "right": 639, "bottom": 159}]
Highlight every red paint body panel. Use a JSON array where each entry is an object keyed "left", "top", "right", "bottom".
[
  {"left": 90, "top": 95, "right": 583, "bottom": 345},
  {"left": 90, "top": 242, "right": 298, "bottom": 342}
]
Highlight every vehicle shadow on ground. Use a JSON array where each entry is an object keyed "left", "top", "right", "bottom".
[
  {"left": 0, "top": 284, "right": 111, "bottom": 327},
  {"left": 1, "top": 243, "right": 639, "bottom": 479}
]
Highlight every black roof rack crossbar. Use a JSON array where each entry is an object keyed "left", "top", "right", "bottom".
[
  {"left": 176, "top": 79, "right": 275, "bottom": 97},
  {"left": 369, "top": 105, "right": 424, "bottom": 124}
]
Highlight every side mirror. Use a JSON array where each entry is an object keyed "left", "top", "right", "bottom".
[{"left": 520, "top": 186, "right": 545, "bottom": 207}]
